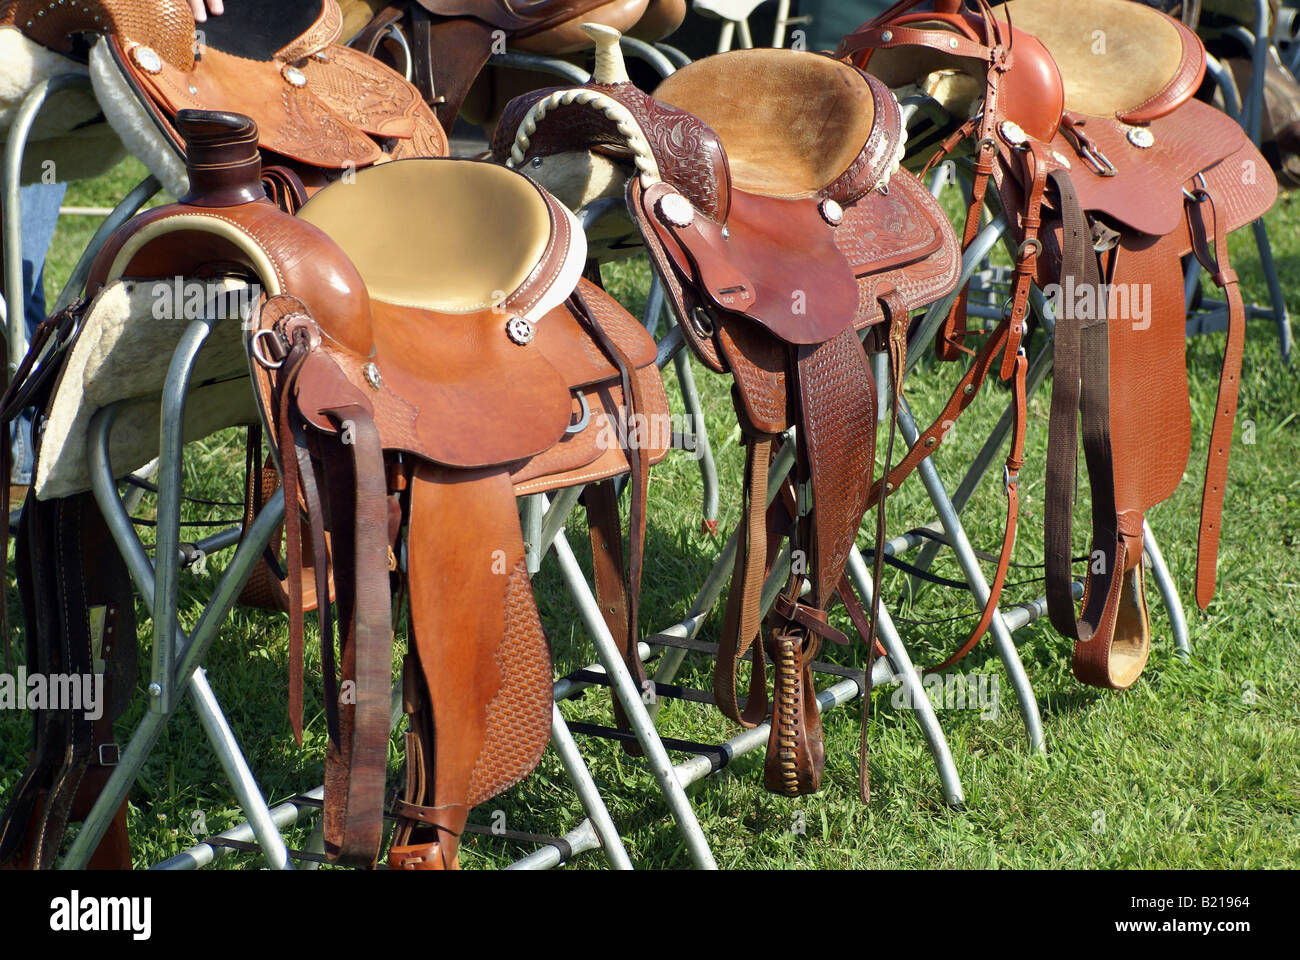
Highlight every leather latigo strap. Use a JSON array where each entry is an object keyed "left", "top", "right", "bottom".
[
  {"left": 1184, "top": 186, "right": 1246, "bottom": 611},
  {"left": 0, "top": 298, "right": 136, "bottom": 870},
  {"left": 0, "top": 492, "right": 137, "bottom": 870},
  {"left": 1042, "top": 170, "right": 1148, "bottom": 690}
]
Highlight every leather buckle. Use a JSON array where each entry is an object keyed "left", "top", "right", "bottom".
[
  {"left": 1077, "top": 142, "right": 1117, "bottom": 177},
  {"left": 796, "top": 482, "right": 813, "bottom": 516}
]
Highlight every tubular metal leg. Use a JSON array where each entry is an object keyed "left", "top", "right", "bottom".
[
  {"left": 844, "top": 547, "right": 965, "bottom": 807},
  {"left": 2, "top": 73, "right": 94, "bottom": 377},
  {"left": 1252, "top": 218, "right": 1293, "bottom": 362},
  {"left": 51, "top": 175, "right": 161, "bottom": 314},
  {"left": 547, "top": 519, "right": 718, "bottom": 869},
  {"left": 665, "top": 315, "right": 721, "bottom": 532},
  {"left": 63, "top": 382, "right": 291, "bottom": 868},
  {"left": 896, "top": 400, "right": 1046, "bottom": 753},
  {"left": 648, "top": 284, "right": 721, "bottom": 530},
  {"left": 1143, "top": 520, "right": 1191, "bottom": 659},
  {"left": 618, "top": 35, "right": 677, "bottom": 78},
  {"left": 152, "top": 319, "right": 218, "bottom": 712},
  {"left": 153, "top": 789, "right": 322, "bottom": 870},
  {"left": 547, "top": 705, "right": 634, "bottom": 869}
]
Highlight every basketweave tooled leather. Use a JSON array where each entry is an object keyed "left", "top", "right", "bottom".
[{"left": 842, "top": 0, "right": 1276, "bottom": 691}]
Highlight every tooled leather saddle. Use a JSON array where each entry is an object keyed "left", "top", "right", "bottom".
[
  {"left": 840, "top": 0, "right": 1276, "bottom": 688},
  {"left": 496, "top": 27, "right": 961, "bottom": 800},
  {"left": 64, "top": 108, "right": 668, "bottom": 868},
  {"left": 0, "top": 0, "right": 447, "bottom": 199}
]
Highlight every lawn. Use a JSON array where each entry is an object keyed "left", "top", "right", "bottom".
[{"left": 4, "top": 154, "right": 1298, "bottom": 869}]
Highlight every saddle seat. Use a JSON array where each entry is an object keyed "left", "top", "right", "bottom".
[
  {"left": 998, "top": 0, "right": 1205, "bottom": 123},
  {"left": 295, "top": 159, "right": 579, "bottom": 318},
  {"left": 292, "top": 158, "right": 607, "bottom": 471},
  {"left": 652, "top": 50, "right": 883, "bottom": 199}
]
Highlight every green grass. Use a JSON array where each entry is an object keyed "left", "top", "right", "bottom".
[{"left": 4, "top": 157, "right": 1298, "bottom": 869}]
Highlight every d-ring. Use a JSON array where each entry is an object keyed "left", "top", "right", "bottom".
[
  {"left": 566, "top": 391, "right": 591, "bottom": 434},
  {"left": 251, "top": 328, "right": 285, "bottom": 369}
]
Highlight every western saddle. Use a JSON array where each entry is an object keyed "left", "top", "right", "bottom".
[
  {"left": 840, "top": 0, "right": 1276, "bottom": 688},
  {"left": 496, "top": 26, "right": 961, "bottom": 800}
]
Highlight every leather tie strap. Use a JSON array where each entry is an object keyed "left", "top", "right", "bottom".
[
  {"left": 1184, "top": 185, "right": 1245, "bottom": 610},
  {"left": 1042, "top": 171, "right": 1144, "bottom": 689},
  {"left": 715, "top": 435, "right": 775, "bottom": 728},
  {"left": 319, "top": 403, "right": 392, "bottom": 867}
]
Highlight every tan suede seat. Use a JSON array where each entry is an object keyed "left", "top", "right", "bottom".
[
  {"left": 653, "top": 49, "right": 878, "bottom": 198},
  {"left": 998, "top": 0, "right": 1204, "bottom": 121},
  {"left": 296, "top": 158, "right": 582, "bottom": 316}
]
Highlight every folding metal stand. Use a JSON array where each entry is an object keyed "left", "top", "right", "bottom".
[{"left": 51, "top": 302, "right": 719, "bottom": 869}]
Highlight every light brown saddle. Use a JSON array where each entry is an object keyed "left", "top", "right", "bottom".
[
  {"left": 496, "top": 29, "right": 960, "bottom": 801},
  {"left": 74, "top": 109, "right": 668, "bottom": 869},
  {"left": 841, "top": 0, "right": 1277, "bottom": 688},
  {"left": 0, "top": 0, "right": 447, "bottom": 197},
  {"left": 351, "top": 0, "right": 685, "bottom": 132}
]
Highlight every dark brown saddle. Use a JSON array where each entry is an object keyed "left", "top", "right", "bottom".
[
  {"left": 0, "top": 0, "right": 447, "bottom": 189},
  {"left": 352, "top": 0, "right": 686, "bottom": 132},
  {"left": 496, "top": 28, "right": 961, "bottom": 800},
  {"left": 841, "top": 0, "right": 1277, "bottom": 688}
]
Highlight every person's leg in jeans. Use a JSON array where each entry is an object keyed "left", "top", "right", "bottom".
[{"left": 9, "top": 180, "right": 68, "bottom": 492}]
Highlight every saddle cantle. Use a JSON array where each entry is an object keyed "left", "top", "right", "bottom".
[
  {"left": 841, "top": 0, "right": 1276, "bottom": 688},
  {"left": 0, "top": 0, "right": 447, "bottom": 198},
  {"left": 497, "top": 27, "right": 960, "bottom": 800}
]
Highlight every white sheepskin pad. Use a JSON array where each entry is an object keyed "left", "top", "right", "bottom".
[
  {"left": 35, "top": 277, "right": 260, "bottom": 501},
  {"left": 0, "top": 26, "right": 126, "bottom": 184}
]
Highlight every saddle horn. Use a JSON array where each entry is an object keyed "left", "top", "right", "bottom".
[{"left": 581, "top": 23, "right": 630, "bottom": 85}]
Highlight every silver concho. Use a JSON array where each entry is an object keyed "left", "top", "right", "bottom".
[
  {"left": 283, "top": 65, "right": 308, "bottom": 88},
  {"left": 999, "top": 120, "right": 1028, "bottom": 146},
  {"left": 656, "top": 190, "right": 695, "bottom": 228},
  {"left": 132, "top": 45, "right": 163, "bottom": 74},
  {"left": 506, "top": 317, "right": 535, "bottom": 345},
  {"left": 880, "top": 29, "right": 894, "bottom": 42},
  {"left": 364, "top": 362, "right": 382, "bottom": 390},
  {"left": 819, "top": 198, "right": 844, "bottom": 226},
  {"left": 1125, "top": 125, "right": 1155, "bottom": 149}
]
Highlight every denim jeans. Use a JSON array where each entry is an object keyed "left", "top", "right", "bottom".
[{"left": 8, "top": 180, "right": 68, "bottom": 485}]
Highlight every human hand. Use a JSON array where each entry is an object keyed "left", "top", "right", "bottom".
[{"left": 188, "top": 0, "right": 225, "bottom": 22}]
